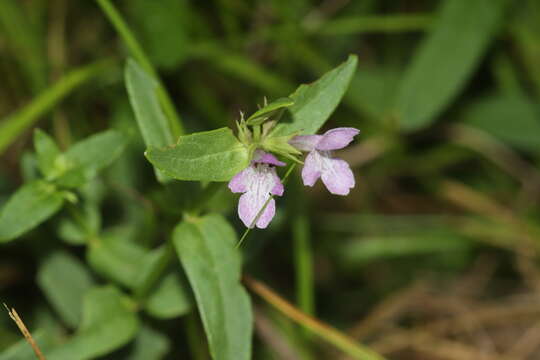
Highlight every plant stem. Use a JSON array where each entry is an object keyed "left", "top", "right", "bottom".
[
  {"left": 95, "top": 0, "right": 184, "bottom": 138},
  {"left": 244, "top": 275, "right": 387, "bottom": 360},
  {"left": 0, "top": 60, "right": 111, "bottom": 154}
]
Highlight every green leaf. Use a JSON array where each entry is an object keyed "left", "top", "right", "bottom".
[
  {"left": 394, "top": 0, "right": 507, "bottom": 131},
  {"left": 33, "top": 129, "right": 61, "bottom": 179},
  {"left": 55, "top": 130, "right": 127, "bottom": 188},
  {"left": 274, "top": 55, "right": 358, "bottom": 136},
  {"left": 87, "top": 235, "right": 148, "bottom": 289},
  {"left": 145, "top": 271, "right": 192, "bottom": 319},
  {"left": 246, "top": 97, "right": 294, "bottom": 125},
  {"left": 462, "top": 94, "right": 540, "bottom": 151},
  {"left": 0, "top": 330, "right": 57, "bottom": 360},
  {"left": 125, "top": 59, "right": 174, "bottom": 182},
  {"left": 127, "top": 0, "right": 191, "bottom": 70},
  {"left": 37, "top": 251, "right": 95, "bottom": 328},
  {"left": 124, "top": 325, "right": 170, "bottom": 360},
  {"left": 0, "top": 180, "right": 64, "bottom": 242},
  {"left": 173, "top": 214, "right": 252, "bottom": 360},
  {"left": 145, "top": 128, "right": 250, "bottom": 182},
  {"left": 47, "top": 286, "right": 139, "bottom": 360}
]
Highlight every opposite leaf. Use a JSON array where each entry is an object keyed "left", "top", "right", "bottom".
[
  {"left": 55, "top": 130, "right": 127, "bottom": 188},
  {"left": 273, "top": 55, "right": 358, "bottom": 136},
  {"left": 0, "top": 180, "right": 64, "bottom": 242},
  {"left": 145, "top": 127, "right": 249, "bottom": 182},
  {"left": 173, "top": 214, "right": 252, "bottom": 360}
]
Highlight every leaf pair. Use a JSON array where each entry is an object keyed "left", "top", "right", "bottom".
[
  {"left": 133, "top": 55, "right": 358, "bottom": 182},
  {"left": 0, "top": 130, "right": 126, "bottom": 243}
]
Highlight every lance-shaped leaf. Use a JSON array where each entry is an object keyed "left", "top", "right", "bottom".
[
  {"left": 273, "top": 55, "right": 357, "bottom": 136},
  {"left": 394, "top": 0, "right": 507, "bottom": 131},
  {"left": 0, "top": 180, "right": 64, "bottom": 242},
  {"left": 246, "top": 97, "right": 294, "bottom": 126},
  {"left": 173, "top": 214, "right": 252, "bottom": 360},
  {"left": 125, "top": 59, "right": 174, "bottom": 182},
  {"left": 47, "top": 286, "right": 139, "bottom": 360},
  {"left": 145, "top": 128, "right": 249, "bottom": 182}
]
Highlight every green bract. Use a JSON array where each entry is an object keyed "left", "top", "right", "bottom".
[{"left": 145, "top": 127, "right": 250, "bottom": 182}]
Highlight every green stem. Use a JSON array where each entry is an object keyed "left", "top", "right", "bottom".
[
  {"left": 95, "top": 0, "right": 184, "bottom": 138},
  {"left": 0, "top": 60, "right": 112, "bottom": 155}
]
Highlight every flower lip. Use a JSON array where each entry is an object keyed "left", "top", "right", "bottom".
[
  {"left": 253, "top": 149, "right": 286, "bottom": 167},
  {"left": 289, "top": 127, "right": 360, "bottom": 152},
  {"left": 315, "top": 127, "right": 360, "bottom": 151}
]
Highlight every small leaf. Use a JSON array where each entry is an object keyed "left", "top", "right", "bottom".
[
  {"left": 173, "top": 214, "right": 252, "bottom": 360},
  {"left": 125, "top": 59, "right": 174, "bottom": 182},
  {"left": 246, "top": 97, "right": 294, "bottom": 125},
  {"left": 146, "top": 127, "right": 250, "bottom": 182},
  {"left": 0, "top": 330, "right": 56, "bottom": 360},
  {"left": 125, "top": 325, "right": 170, "bottom": 360},
  {"left": 47, "top": 286, "right": 139, "bottom": 360},
  {"left": 145, "top": 271, "right": 192, "bottom": 319},
  {"left": 0, "top": 180, "right": 64, "bottom": 242},
  {"left": 274, "top": 55, "right": 358, "bottom": 136},
  {"left": 33, "top": 129, "right": 61, "bottom": 179},
  {"left": 54, "top": 130, "right": 126, "bottom": 188},
  {"left": 37, "top": 251, "right": 95, "bottom": 328},
  {"left": 462, "top": 94, "right": 540, "bottom": 151},
  {"left": 87, "top": 235, "right": 148, "bottom": 289},
  {"left": 394, "top": 0, "right": 507, "bottom": 131}
]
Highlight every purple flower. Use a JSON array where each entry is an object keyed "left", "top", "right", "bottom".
[
  {"left": 290, "top": 127, "right": 359, "bottom": 195},
  {"left": 228, "top": 150, "right": 285, "bottom": 228}
]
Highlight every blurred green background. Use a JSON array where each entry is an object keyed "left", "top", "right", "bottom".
[{"left": 1, "top": 0, "right": 540, "bottom": 359}]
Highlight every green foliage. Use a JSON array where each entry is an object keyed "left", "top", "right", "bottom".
[
  {"left": 394, "top": 0, "right": 507, "bottom": 131},
  {"left": 173, "top": 214, "right": 252, "bottom": 360},
  {"left": 463, "top": 94, "right": 540, "bottom": 151},
  {"left": 146, "top": 128, "right": 250, "bottom": 182},
  {"left": 2, "top": 0, "right": 540, "bottom": 359},
  {"left": 34, "top": 129, "right": 61, "bottom": 179},
  {"left": 145, "top": 272, "right": 192, "bottom": 319},
  {"left": 0, "top": 180, "right": 64, "bottom": 242},
  {"left": 55, "top": 130, "right": 127, "bottom": 188},
  {"left": 274, "top": 55, "right": 358, "bottom": 136},
  {"left": 46, "top": 286, "right": 139, "bottom": 360},
  {"left": 37, "top": 251, "right": 95, "bottom": 328}
]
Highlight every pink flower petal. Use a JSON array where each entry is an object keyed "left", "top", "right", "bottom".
[
  {"left": 320, "top": 157, "right": 355, "bottom": 195},
  {"left": 270, "top": 168, "right": 284, "bottom": 196},
  {"left": 228, "top": 168, "right": 248, "bottom": 193},
  {"left": 316, "top": 127, "right": 359, "bottom": 151},
  {"left": 289, "top": 135, "right": 322, "bottom": 152},
  {"left": 253, "top": 149, "right": 285, "bottom": 166},
  {"left": 301, "top": 151, "right": 322, "bottom": 187},
  {"left": 238, "top": 193, "right": 276, "bottom": 229},
  {"left": 255, "top": 198, "right": 275, "bottom": 229}
]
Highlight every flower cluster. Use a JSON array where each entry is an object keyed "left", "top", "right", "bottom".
[{"left": 229, "top": 127, "right": 360, "bottom": 228}]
